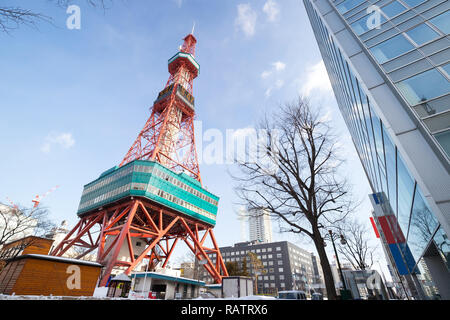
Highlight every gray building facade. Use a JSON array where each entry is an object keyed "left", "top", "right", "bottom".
[
  {"left": 303, "top": 0, "right": 450, "bottom": 299},
  {"left": 200, "top": 241, "right": 324, "bottom": 295}
]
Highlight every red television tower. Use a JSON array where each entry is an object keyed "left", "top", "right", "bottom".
[
  {"left": 50, "top": 33, "right": 228, "bottom": 287},
  {"left": 120, "top": 33, "right": 201, "bottom": 182}
]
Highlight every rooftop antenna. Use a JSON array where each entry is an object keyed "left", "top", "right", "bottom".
[{"left": 191, "top": 21, "right": 195, "bottom": 35}]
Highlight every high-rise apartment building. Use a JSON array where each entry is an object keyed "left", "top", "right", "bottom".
[
  {"left": 303, "top": 0, "right": 449, "bottom": 299},
  {"left": 248, "top": 208, "right": 273, "bottom": 243}
]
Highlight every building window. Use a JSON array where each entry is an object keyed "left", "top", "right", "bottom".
[
  {"left": 351, "top": 14, "right": 386, "bottom": 35},
  {"left": 276, "top": 247, "right": 281, "bottom": 251},
  {"left": 402, "top": 0, "right": 427, "bottom": 8},
  {"left": 429, "top": 11, "right": 450, "bottom": 34},
  {"left": 381, "top": 1, "right": 407, "bottom": 18},
  {"left": 395, "top": 68, "right": 450, "bottom": 105},
  {"left": 397, "top": 152, "right": 416, "bottom": 233},
  {"left": 407, "top": 187, "right": 439, "bottom": 261},
  {"left": 278, "top": 268, "right": 284, "bottom": 273},
  {"left": 434, "top": 130, "right": 450, "bottom": 158},
  {"left": 369, "top": 34, "right": 414, "bottom": 64},
  {"left": 405, "top": 23, "right": 440, "bottom": 46},
  {"left": 336, "top": 0, "right": 365, "bottom": 14}
]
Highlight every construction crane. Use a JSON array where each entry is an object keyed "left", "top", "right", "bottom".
[{"left": 32, "top": 185, "right": 59, "bottom": 208}]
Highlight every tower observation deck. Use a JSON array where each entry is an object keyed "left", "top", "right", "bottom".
[{"left": 50, "top": 33, "right": 228, "bottom": 286}]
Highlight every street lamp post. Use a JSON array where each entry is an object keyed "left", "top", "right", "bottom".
[{"left": 328, "top": 230, "right": 348, "bottom": 291}]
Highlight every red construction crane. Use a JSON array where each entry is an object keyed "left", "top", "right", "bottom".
[{"left": 31, "top": 185, "right": 59, "bottom": 208}]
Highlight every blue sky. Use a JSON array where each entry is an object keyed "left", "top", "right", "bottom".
[{"left": 0, "top": 0, "right": 389, "bottom": 277}]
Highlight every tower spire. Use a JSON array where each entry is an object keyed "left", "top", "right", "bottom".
[{"left": 120, "top": 33, "right": 201, "bottom": 183}]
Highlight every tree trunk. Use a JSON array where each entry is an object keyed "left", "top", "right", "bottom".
[{"left": 313, "top": 231, "right": 338, "bottom": 300}]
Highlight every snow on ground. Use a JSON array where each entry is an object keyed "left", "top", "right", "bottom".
[{"left": 1, "top": 294, "right": 277, "bottom": 300}]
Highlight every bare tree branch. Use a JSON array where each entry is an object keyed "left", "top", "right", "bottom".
[
  {"left": 0, "top": 1, "right": 115, "bottom": 33},
  {"left": 231, "top": 97, "right": 360, "bottom": 300}
]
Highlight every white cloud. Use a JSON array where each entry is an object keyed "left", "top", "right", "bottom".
[
  {"left": 300, "top": 60, "right": 333, "bottom": 96},
  {"left": 263, "top": 0, "right": 280, "bottom": 22},
  {"left": 265, "top": 80, "right": 284, "bottom": 97},
  {"left": 261, "top": 61, "right": 286, "bottom": 78},
  {"left": 261, "top": 70, "right": 272, "bottom": 79},
  {"left": 41, "top": 132, "right": 75, "bottom": 153},
  {"left": 174, "top": 0, "right": 183, "bottom": 8},
  {"left": 235, "top": 3, "right": 257, "bottom": 37},
  {"left": 261, "top": 61, "right": 286, "bottom": 97},
  {"left": 274, "top": 79, "right": 284, "bottom": 88},
  {"left": 272, "top": 61, "right": 285, "bottom": 71}
]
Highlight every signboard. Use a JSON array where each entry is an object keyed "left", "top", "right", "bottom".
[{"left": 369, "top": 192, "right": 417, "bottom": 275}]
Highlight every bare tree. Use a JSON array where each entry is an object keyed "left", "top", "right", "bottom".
[
  {"left": 0, "top": 203, "right": 55, "bottom": 271},
  {"left": 0, "top": 1, "right": 113, "bottom": 33},
  {"left": 337, "top": 218, "right": 378, "bottom": 270},
  {"left": 232, "top": 97, "right": 358, "bottom": 300},
  {"left": 0, "top": 204, "right": 54, "bottom": 248},
  {"left": 247, "top": 252, "right": 266, "bottom": 294}
]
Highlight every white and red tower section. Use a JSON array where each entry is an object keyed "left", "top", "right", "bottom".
[
  {"left": 50, "top": 33, "right": 228, "bottom": 287},
  {"left": 120, "top": 33, "right": 201, "bottom": 183}
]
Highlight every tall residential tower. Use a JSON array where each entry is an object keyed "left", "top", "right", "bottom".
[{"left": 248, "top": 208, "right": 273, "bottom": 244}]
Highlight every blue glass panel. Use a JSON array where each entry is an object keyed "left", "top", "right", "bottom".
[
  {"left": 398, "top": 242, "right": 418, "bottom": 274},
  {"left": 430, "top": 10, "right": 450, "bottom": 34},
  {"left": 396, "top": 153, "right": 415, "bottom": 233},
  {"left": 337, "top": 0, "right": 365, "bottom": 13},
  {"left": 433, "top": 227, "right": 450, "bottom": 271},
  {"left": 369, "top": 109, "right": 388, "bottom": 194},
  {"left": 415, "top": 259, "right": 440, "bottom": 299},
  {"left": 403, "top": 0, "right": 426, "bottom": 8},
  {"left": 382, "top": 126, "right": 397, "bottom": 215},
  {"left": 434, "top": 129, "right": 450, "bottom": 158},
  {"left": 396, "top": 68, "right": 450, "bottom": 105},
  {"left": 382, "top": 1, "right": 407, "bottom": 18},
  {"left": 442, "top": 62, "right": 450, "bottom": 77},
  {"left": 407, "top": 187, "right": 439, "bottom": 261},
  {"left": 406, "top": 23, "right": 440, "bottom": 46},
  {"left": 360, "top": 89, "right": 381, "bottom": 191},
  {"left": 369, "top": 34, "right": 414, "bottom": 63},
  {"left": 351, "top": 14, "right": 386, "bottom": 35}
]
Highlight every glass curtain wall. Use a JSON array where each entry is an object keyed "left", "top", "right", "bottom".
[{"left": 304, "top": 0, "right": 444, "bottom": 298}]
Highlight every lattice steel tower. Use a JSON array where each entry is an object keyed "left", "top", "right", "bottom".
[{"left": 51, "top": 33, "right": 228, "bottom": 286}]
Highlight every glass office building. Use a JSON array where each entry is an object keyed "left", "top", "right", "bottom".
[{"left": 303, "top": 0, "right": 450, "bottom": 299}]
